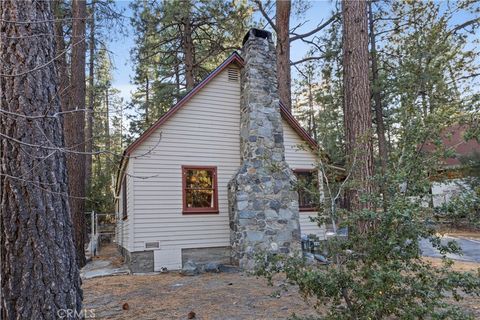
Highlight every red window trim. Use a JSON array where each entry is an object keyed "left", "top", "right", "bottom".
[
  {"left": 294, "top": 169, "right": 318, "bottom": 212},
  {"left": 182, "top": 165, "right": 219, "bottom": 214}
]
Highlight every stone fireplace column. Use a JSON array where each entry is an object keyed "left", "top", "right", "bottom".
[{"left": 229, "top": 29, "right": 301, "bottom": 270}]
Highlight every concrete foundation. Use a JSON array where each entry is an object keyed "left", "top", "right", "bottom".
[
  {"left": 182, "top": 246, "right": 232, "bottom": 266},
  {"left": 118, "top": 245, "right": 154, "bottom": 273}
]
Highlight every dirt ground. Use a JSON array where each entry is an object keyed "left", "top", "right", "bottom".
[
  {"left": 91, "top": 243, "right": 125, "bottom": 268},
  {"left": 437, "top": 227, "right": 480, "bottom": 240},
  {"left": 423, "top": 256, "right": 480, "bottom": 272},
  {"left": 83, "top": 245, "right": 480, "bottom": 319},
  {"left": 83, "top": 272, "right": 318, "bottom": 319}
]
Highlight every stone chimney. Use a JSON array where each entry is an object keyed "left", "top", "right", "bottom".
[{"left": 228, "top": 29, "right": 301, "bottom": 269}]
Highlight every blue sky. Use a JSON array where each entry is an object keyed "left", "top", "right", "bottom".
[{"left": 107, "top": 0, "right": 337, "bottom": 102}]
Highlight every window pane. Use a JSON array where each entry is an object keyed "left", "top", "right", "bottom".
[
  {"left": 186, "top": 169, "right": 213, "bottom": 189},
  {"left": 296, "top": 171, "right": 317, "bottom": 209},
  {"left": 185, "top": 189, "right": 214, "bottom": 208}
]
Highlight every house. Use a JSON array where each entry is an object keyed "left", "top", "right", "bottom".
[
  {"left": 115, "top": 29, "right": 327, "bottom": 273},
  {"left": 423, "top": 124, "right": 480, "bottom": 206}
]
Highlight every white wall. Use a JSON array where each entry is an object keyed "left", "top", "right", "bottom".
[
  {"left": 432, "top": 179, "right": 469, "bottom": 207},
  {"left": 125, "top": 65, "right": 326, "bottom": 270},
  {"left": 129, "top": 66, "right": 241, "bottom": 270},
  {"left": 283, "top": 124, "right": 326, "bottom": 240},
  {"left": 116, "top": 161, "right": 133, "bottom": 252}
]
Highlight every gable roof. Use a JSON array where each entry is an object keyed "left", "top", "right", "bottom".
[
  {"left": 124, "top": 52, "right": 318, "bottom": 156},
  {"left": 116, "top": 52, "right": 320, "bottom": 195}
]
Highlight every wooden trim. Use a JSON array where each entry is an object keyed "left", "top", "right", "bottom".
[
  {"left": 124, "top": 52, "right": 244, "bottom": 156},
  {"left": 181, "top": 165, "right": 219, "bottom": 214},
  {"left": 293, "top": 169, "right": 318, "bottom": 212},
  {"left": 122, "top": 52, "right": 318, "bottom": 157},
  {"left": 293, "top": 168, "right": 317, "bottom": 173},
  {"left": 122, "top": 176, "right": 128, "bottom": 220},
  {"left": 299, "top": 207, "right": 317, "bottom": 212},
  {"left": 116, "top": 52, "right": 325, "bottom": 197},
  {"left": 279, "top": 103, "right": 319, "bottom": 151}
]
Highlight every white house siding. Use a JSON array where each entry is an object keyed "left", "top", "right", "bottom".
[
  {"left": 116, "top": 161, "right": 133, "bottom": 252},
  {"left": 283, "top": 124, "right": 326, "bottom": 240},
  {"left": 129, "top": 67, "right": 241, "bottom": 269},
  {"left": 116, "top": 181, "right": 125, "bottom": 249},
  {"left": 432, "top": 179, "right": 469, "bottom": 207},
  {"left": 126, "top": 66, "right": 325, "bottom": 270}
]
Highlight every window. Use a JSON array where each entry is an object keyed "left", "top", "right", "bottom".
[
  {"left": 182, "top": 166, "right": 219, "bottom": 214},
  {"left": 294, "top": 169, "right": 318, "bottom": 212},
  {"left": 122, "top": 177, "right": 127, "bottom": 219}
]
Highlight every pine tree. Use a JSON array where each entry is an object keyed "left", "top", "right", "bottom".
[
  {"left": 1, "top": 0, "right": 82, "bottom": 317},
  {"left": 342, "top": 0, "right": 374, "bottom": 215},
  {"left": 63, "top": 0, "right": 88, "bottom": 268},
  {"left": 128, "top": 0, "right": 252, "bottom": 135},
  {"left": 86, "top": 46, "right": 125, "bottom": 213}
]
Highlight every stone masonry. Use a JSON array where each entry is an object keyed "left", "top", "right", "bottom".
[{"left": 229, "top": 29, "right": 301, "bottom": 269}]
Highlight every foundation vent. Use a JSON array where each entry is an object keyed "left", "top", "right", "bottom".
[
  {"left": 145, "top": 241, "right": 160, "bottom": 249},
  {"left": 227, "top": 68, "right": 239, "bottom": 82}
]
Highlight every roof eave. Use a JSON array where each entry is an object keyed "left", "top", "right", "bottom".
[{"left": 124, "top": 52, "right": 244, "bottom": 156}]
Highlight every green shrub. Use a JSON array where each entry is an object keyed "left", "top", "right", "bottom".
[{"left": 255, "top": 195, "right": 480, "bottom": 319}]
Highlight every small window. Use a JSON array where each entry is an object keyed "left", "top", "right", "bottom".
[
  {"left": 122, "top": 177, "right": 128, "bottom": 219},
  {"left": 182, "top": 166, "right": 219, "bottom": 214},
  {"left": 294, "top": 169, "right": 318, "bottom": 212}
]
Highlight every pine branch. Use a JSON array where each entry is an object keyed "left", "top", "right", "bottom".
[
  {"left": 290, "top": 56, "right": 325, "bottom": 66},
  {"left": 254, "top": 0, "right": 277, "bottom": 33},
  {"left": 290, "top": 13, "right": 339, "bottom": 42}
]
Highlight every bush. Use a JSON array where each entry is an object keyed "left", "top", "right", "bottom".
[
  {"left": 438, "top": 189, "right": 480, "bottom": 229},
  {"left": 255, "top": 196, "right": 480, "bottom": 319}
]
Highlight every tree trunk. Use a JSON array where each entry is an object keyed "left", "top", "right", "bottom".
[
  {"left": 307, "top": 74, "right": 318, "bottom": 141},
  {"left": 342, "top": 0, "right": 375, "bottom": 216},
  {"left": 105, "top": 87, "right": 111, "bottom": 151},
  {"left": 85, "top": 0, "right": 95, "bottom": 194},
  {"left": 175, "top": 63, "right": 181, "bottom": 100},
  {"left": 145, "top": 74, "right": 149, "bottom": 123},
  {"left": 66, "top": 0, "right": 87, "bottom": 267},
  {"left": 0, "top": 1, "right": 83, "bottom": 318},
  {"left": 368, "top": 1, "right": 389, "bottom": 209},
  {"left": 52, "top": 0, "right": 70, "bottom": 113},
  {"left": 276, "top": 0, "right": 292, "bottom": 111},
  {"left": 182, "top": 0, "right": 195, "bottom": 90}
]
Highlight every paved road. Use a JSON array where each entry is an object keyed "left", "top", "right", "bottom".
[{"left": 420, "top": 236, "right": 480, "bottom": 262}]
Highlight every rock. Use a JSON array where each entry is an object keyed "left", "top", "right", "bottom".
[
  {"left": 204, "top": 262, "right": 221, "bottom": 273},
  {"left": 239, "top": 210, "right": 256, "bottom": 219},
  {"left": 187, "top": 311, "right": 196, "bottom": 319},
  {"left": 181, "top": 260, "right": 199, "bottom": 276},
  {"left": 237, "top": 200, "right": 248, "bottom": 211},
  {"left": 303, "top": 252, "right": 315, "bottom": 264},
  {"left": 314, "top": 254, "right": 329, "bottom": 264},
  {"left": 122, "top": 303, "right": 129, "bottom": 310},
  {"left": 219, "top": 265, "right": 240, "bottom": 273}
]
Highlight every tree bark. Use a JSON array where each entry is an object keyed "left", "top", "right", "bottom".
[
  {"left": 307, "top": 74, "right": 318, "bottom": 141},
  {"left": 85, "top": 0, "right": 95, "bottom": 193},
  {"left": 145, "top": 74, "right": 150, "bottom": 123},
  {"left": 182, "top": 0, "right": 195, "bottom": 90},
  {"left": 276, "top": 0, "right": 292, "bottom": 111},
  {"left": 52, "top": 0, "right": 70, "bottom": 113},
  {"left": 105, "top": 87, "right": 111, "bottom": 151},
  {"left": 0, "top": 1, "right": 83, "bottom": 318},
  {"left": 342, "top": 0, "right": 375, "bottom": 215},
  {"left": 368, "top": 0, "right": 389, "bottom": 209},
  {"left": 66, "top": 0, "right": 87, "bottom": 267}
]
